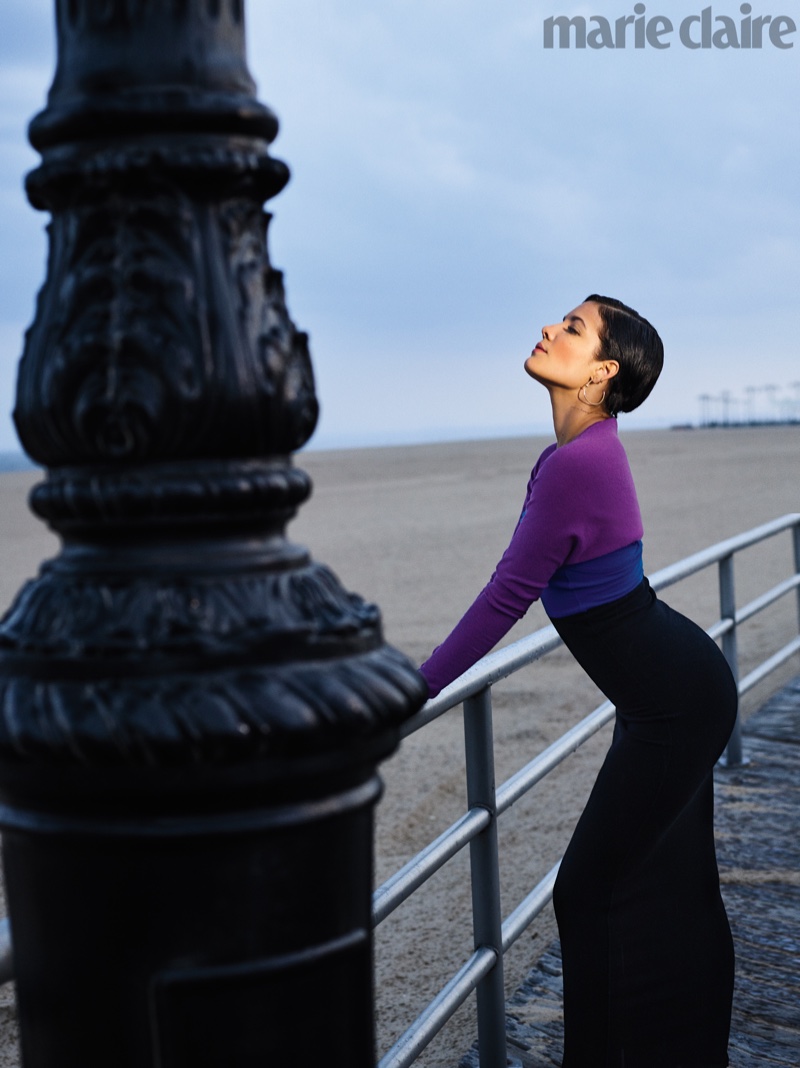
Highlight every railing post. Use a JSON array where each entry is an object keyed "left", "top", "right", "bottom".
[
  {"left": 463, "top": 687, "right": 513, "bottom": 1068},
  {"left": 0, "top": 3, "right": 427, "bottom": 1065},
  {"left": 719, "top": 554, "right": 744, "bottom": 766},
  {"left": 793, "top": 520, "right": 800, "bottom": 634}
]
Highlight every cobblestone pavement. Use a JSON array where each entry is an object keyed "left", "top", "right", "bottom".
[{"left": 460, "top": 674, "right": 800, "bottom": 1068}]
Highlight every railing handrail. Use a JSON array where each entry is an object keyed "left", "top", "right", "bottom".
[
  {"left": 402, "top": 512, "right": 800, "bottom": 734},
  {"left": 376, "top": 512, "right": 800, "bottom": 1068}
]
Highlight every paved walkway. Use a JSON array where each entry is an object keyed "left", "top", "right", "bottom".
[{"left": 461, "top": 674, "right": 800, "bottom": 1068}]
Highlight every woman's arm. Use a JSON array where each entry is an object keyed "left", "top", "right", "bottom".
[
  {"left": 420, "top": 454, "right": 576, "bottom": 697},
  {"left": 420, "top": 587, "right": 528, "bottom": 698}
]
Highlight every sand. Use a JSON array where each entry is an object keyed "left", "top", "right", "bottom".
[{"left": 0, "top": 425, "right": 797, "bottom": 1065}]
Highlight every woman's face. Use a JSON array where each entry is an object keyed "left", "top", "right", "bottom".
[{"left": 524, "top": 301, "right": 605, "bottom": 390}]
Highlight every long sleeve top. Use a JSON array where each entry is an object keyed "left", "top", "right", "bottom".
[{"left": 420, "top": 419, "right": 644, "bottom": 698}]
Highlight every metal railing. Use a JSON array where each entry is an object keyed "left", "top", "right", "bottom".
[{"left": 374, "top": 513, "right": 800, "bottom": 1068}]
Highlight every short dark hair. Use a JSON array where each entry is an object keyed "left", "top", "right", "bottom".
[{"left": 585, "top": 294, "right": 663, "bottom": 417}]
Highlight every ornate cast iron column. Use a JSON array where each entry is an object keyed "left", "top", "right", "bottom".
[{"left": 0, "top": 2, "right": 426, "bottom": 1065}]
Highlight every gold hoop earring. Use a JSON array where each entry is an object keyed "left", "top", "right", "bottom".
[{"left": 581, "top": 382, "right": 606, "bottom": 407}]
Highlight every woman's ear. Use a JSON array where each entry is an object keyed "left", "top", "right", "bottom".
[{"left": 594, "top": 360, "right": 620, "bottom": 384}]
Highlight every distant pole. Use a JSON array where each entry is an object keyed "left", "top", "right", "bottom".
[
  {"left": 764, "top": 384, "right": 779, "bottom": 422},
  {"left": 720, "top": 390, "right": 731, "bottom": 427},
  {"left": 0, "top": 3, "right": 426, "bottom": 1066},
  {"left": 744, "top": 386, "right": 756, "bottom": 425}
]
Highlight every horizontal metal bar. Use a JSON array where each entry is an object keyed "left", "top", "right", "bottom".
[
  {"left": 496, "top": 700, "right": 615, "bottom": 816},
  {"left": 377, "top": 946, "right": 497, "bottom": 1068},
  {"left": 493, "top": 584, "right": 792, "bottom": 821},
  {"left": 706, "top": 617, "right": 734, "bottom": 641},
  {"left": 501, "top": 862, "right": 561, "bottom": 953},
  {"left": 0, "top": 920, "right": 12, "bottom": 987},
  {"left": 400, "top": 626, "right": 563, "bottom": 737},
  {"left": 648, "top": 513, "right": 800, "bottom": 594},
  {"left": 492, "top": 604, "right": 796, "bottom": 819},
  {"left": 736, "top": 574, "right": 800, "bottom": 626},
  {"left": 405, "top": 515, "right": 800, "bottom": 734},
  {"left": 372, "top": 806, "right": 490, "bottom": 926},
  {"left": 739, "top": 636, "right": 800, "bottom": 696}
]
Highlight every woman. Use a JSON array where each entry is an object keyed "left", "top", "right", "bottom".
[{"left": 420, "top": 295, "right": 737, "bottom": 1068}]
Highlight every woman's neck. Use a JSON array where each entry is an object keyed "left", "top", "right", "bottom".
[{"left": 549, "top": 392, "right": 612, "bottom": 447}]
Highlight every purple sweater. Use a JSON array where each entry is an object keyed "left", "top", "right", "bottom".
[{"left": 420, "top": 419, "right": 643, "bottom": 698}]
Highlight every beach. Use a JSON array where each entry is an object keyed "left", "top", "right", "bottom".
[{"left": 0, "top": 425, "right": 798, "bottom": 1065}]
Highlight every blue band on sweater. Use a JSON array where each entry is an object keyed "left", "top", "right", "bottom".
[{"left": 542, "top": 540, "right": 644, "bottom": 619}]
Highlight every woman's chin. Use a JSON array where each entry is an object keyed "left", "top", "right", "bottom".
[{"left": 524, "top": 357, "right": 542, "bottom": 381}]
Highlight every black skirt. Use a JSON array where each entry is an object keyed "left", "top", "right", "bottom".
[{"left": 550, "top": 578, "right": 738, "bottom": 1068}]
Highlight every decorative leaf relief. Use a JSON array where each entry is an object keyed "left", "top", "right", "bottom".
[
  {"left": 0, "top": 646, "right": 428, "bottom": 766},
  {"left": 220, "top": 203, "right": 318, "bottom": 453},
  {"left": 18, "top": 182, "right": 315, "bottom": 466},
  {"left": 0, "top": 563, "right": 379, "bottom": 660},
  {"left": 16, "top": 185, "right": 209, "bottom": 464}
]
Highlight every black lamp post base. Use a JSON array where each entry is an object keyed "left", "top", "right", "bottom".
[{"left": 3, "top": 769, "right": 383, "bottom": 1068}]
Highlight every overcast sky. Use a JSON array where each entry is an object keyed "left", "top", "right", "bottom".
[{"left": 0, "top": 0, "right": 797, "bottom": 451}]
